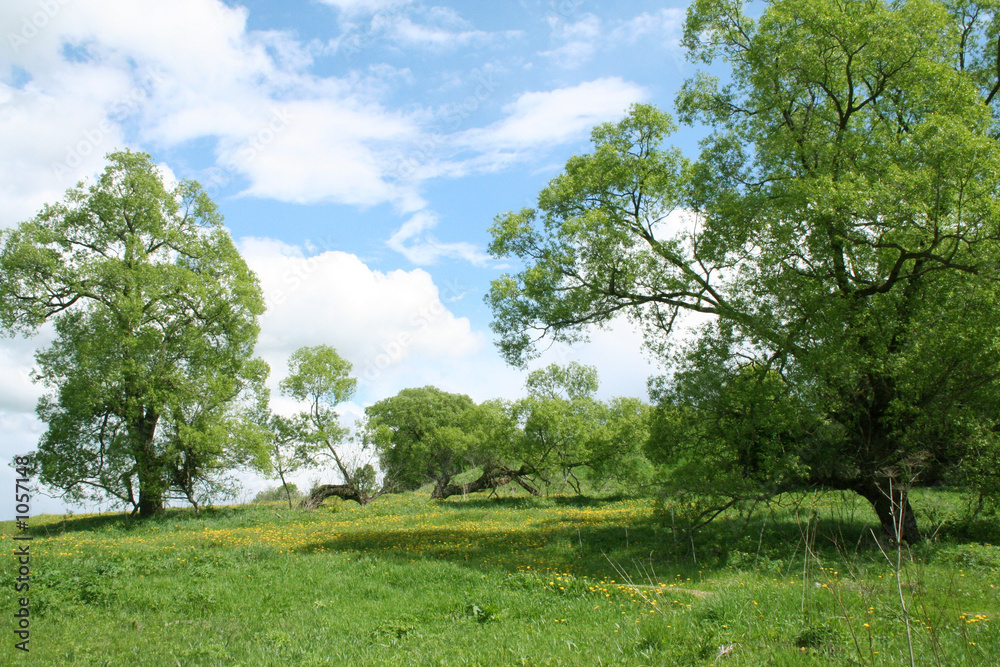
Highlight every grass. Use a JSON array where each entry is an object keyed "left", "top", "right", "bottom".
[{"left": 2, "top": 487, "right": 998, "bottom": 665}]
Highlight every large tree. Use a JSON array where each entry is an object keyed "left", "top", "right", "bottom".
[
  {"left": 0, "top": 150, "right": 267, "bottom": 517},
  {"left": 486, "top": 0, "right": 1000, "bottom": 541}
]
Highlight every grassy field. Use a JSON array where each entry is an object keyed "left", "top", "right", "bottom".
[{"left": 2, "top": 487, "right": 998, "bottom": 666}]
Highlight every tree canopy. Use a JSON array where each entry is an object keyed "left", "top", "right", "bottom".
[
  {"left": 510, "top": 363, "right": 652, "bottom": 493},
  {"left": 366, "top": 386, "right": 480, "bottom": 496},
  {"left": 486, "top": 0, "right": 1000, "bottom": 541},
  {"left": 1, "top": 150, "right": 267, "bottom": 517}
]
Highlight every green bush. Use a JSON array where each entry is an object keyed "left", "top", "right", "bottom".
[{"left": 253, "top": 484, "right": 301, "bottom": 503}]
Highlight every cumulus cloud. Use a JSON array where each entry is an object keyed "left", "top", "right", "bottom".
[
  {"left": 239, "top": 237, "right": 484, "bottom": 401},
  {"left": 0, "top": 0, "right": 429, "bottom": 221}
]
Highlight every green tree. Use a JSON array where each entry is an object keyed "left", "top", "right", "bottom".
[
  {"left": 1, "top": 150, "right": 266, "bottom": 517},
  {"left": 265, "top": 413, "right": 317, "bottom": 509},
  {"left": 366, "top": 386, "right": 478, "bottom": 497},
  {"left": 277, "top": 345, "right": 378, "bottom": 507},
  {"left": 512, "top": 363, "right": 651, "bottom": 493},
  {"left": 486, "top": 0, "right": 1000, "bottom": 540},
  {"left": 159, "top": 357, "right": 271, "bottom": 513}
]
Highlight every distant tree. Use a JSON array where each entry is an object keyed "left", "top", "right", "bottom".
[
  {"left": 366, "top": 386, "right": 478, "bottom": 497},
  {"left": 254, "top": 483, "right": 303, "bottom": 504},
  {"left": 1, "top": 150, "right": 266, "bottom": 517},
  {"left": 278, "top": 345, "right": 382, "bottom": 507},
  {"left": 265, "top": 413, "right": 319, "bottom": 509},
  {"left": 511, "top": 363, "right": 651, "bottom": 493}
]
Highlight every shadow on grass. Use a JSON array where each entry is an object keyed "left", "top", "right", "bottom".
[
  {"left": 290, "top": 519, "right": 678, "bottom": 579},
  {"left": 9, "top": 502, "right": 271, "bottom": 536},
  {"left": 434, "top": 492, "right": 632, "bottom": 510}
]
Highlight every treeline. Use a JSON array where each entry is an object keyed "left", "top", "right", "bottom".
[{"left": 271, "top": 349, "right": 652, "bottom": 510}]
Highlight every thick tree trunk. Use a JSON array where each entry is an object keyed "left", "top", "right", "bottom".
[
  {"left": 134, "top": 408, "right": 164, "bottom": 518},
  {"left": 431, "top": 465, "right": 540, "bottom": 499},
  {"left": 855, "top": 480, "right": 922, "bottom": 544},
  {"left": 300, "top": 484, "right": 369, "bottom": 508}
]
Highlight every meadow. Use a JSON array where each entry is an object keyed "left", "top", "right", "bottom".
[{"left": 2, "top": 486, "right": 998, "bottom": 666}]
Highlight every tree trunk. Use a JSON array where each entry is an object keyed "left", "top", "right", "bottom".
[
  {"left": 300, "top": 484, "right": 369, "bottom": 508},
  {"left": 855, "top": 479, "right": 922, "bottom": 544},
  {"left": 278, "top": 469, "right": 294, "bottom": 510},
  {"left": 137, "top": 486, "right": 164, "bottom": 517},
  {"left": 431, "top": 465, "right": 540, "bottom": 499},
  {"left": 134, "top": 408, "right": 164, "bottom": 518}
]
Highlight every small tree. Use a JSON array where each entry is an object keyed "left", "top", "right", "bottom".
[
  {"left": 278, "top": 345, "right": 381, "bottom": 507},
  {"left": 265, "top": 413, "right": 319, "bottom": 509},
  {"left": 511, "top": 363, "right": 650, "bottom": 493}
]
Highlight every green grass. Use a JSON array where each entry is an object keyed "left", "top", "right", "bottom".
[{"left": 2, "top": 487, "right": 998, "bottom": 665}]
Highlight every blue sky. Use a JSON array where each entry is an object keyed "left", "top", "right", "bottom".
[{"left": 0, "top": 0, "right": 713, "bottom": 516}]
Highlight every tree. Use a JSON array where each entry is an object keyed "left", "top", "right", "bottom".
[
  {"left": 1, "top": 150, "right": 266, "bottom": 517},
  {"left": 511, "top": 363, "right": 651, "bottom": 493},
  {"left": 486, "top": 0, "right": 1000, "bottom": 541},
  {"left": 158, "top": 357, "right": 271, "bottom": 513},
  {"left": 265, "top": 413, "right": 317, "bottom": 510},
  {"left": 366, "top": 386, "right": 479, "bottom": 498},
  {"left": 277, "top": 345, "right": 382, "bottom": 507},
  {"left": 366, "top": 388, "right": 541, "bottom": 500}
]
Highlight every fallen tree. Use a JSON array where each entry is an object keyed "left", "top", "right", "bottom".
[{"left": 430, "top": 464, "right": 540, "bottom": 500}]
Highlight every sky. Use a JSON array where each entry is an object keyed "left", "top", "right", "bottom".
[{"left": 0, "top": 0, "right": 715, "bottom": 518}]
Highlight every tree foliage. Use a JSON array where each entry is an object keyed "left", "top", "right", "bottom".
[
  {"left": 486, "top": 0, "right": 1000, "bottom": 540},
  {"left": 276, "top": 345, "right": 381, "bottom": 507},
  {"left": 511, "top": 363, "right": 652, "bottom": 493},
  {"left": 366, "top": 386, "right": 480, "bottom": 496},
  {"left": 1, "top": 150, "right": 267, "bottom": 516}
]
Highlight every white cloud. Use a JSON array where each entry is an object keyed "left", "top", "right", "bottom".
[
  {"left": 0, "top": 0, "right": 653, "bottom": 228},
  {"left": 239, "top": 237, "right": 484, "bottom": 401},
  {"left": 387, "top": 210, "right": 490, "bottom": 265},
  {"left": 610, "top": 8, "right": 686, "bottom": 47},
  {"left": 0, "top": 0, "right": 431, "bottom": 220},
  {"left": 541, "top": 13, "right": 601, "bottom": 69},
  {"left": 531, "top": 319, "right": 664, "bottom": 401},
  {"left": 457, "top": 77, "right": 648, "bottom": 154},
  {"left": 385, "top": 16, "right": 489, "bottom": 49},
  {"left": 540, "top": 9, "right": 685, "bottom": 71},
  {"left": 0, "top": 331, "right": 50, "bottom": 414},
  {"left": 318, "top": 0, "right": 412, "bottom": 15},
  {"left": 218, "top": 99, "right": 426, "bottom": 210}
]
